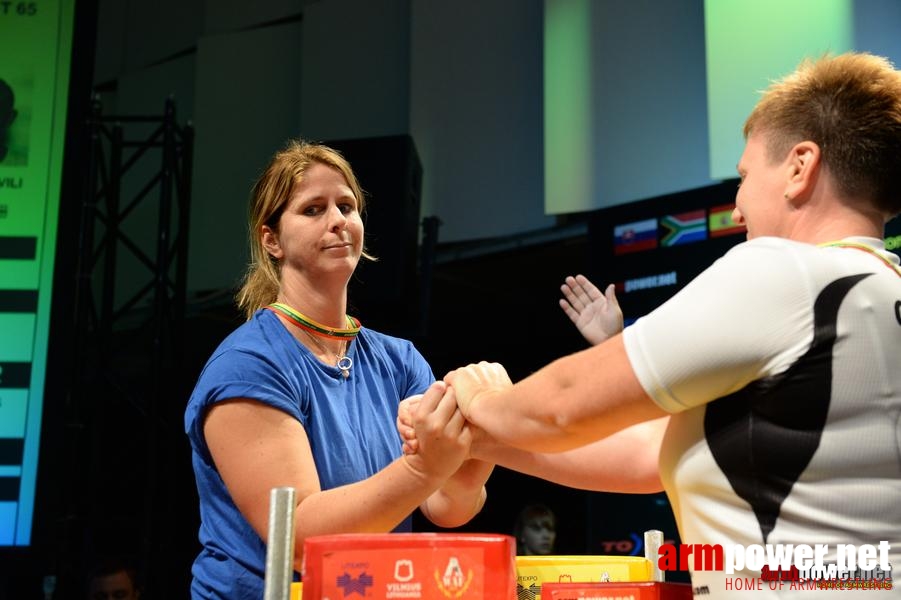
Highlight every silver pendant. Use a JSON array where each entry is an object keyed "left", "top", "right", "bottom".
[{"left": 337, "top": 355, "right": 353, "bottom": 377}]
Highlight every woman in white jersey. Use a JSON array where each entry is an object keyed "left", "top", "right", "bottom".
[{"left": 414, "top": 52, "right": 901, "bottom": 597}]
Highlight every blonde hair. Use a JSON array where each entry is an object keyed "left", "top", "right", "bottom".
[
  {"left": 235, "top": 140, "right": 372, "bottom": 319},
  {"left": 744, "top": 52, "right": 901, "bottom": 217}
]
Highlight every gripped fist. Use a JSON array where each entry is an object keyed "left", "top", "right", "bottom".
[
  {"left": 397, "top": 393, "right": 421, "bottom": 454},
  {"left": 443, "top": 361, "right": 512, "bottom": 419},
  {"left": 401, "top": 381, "right": 471, "bottom": 482}
]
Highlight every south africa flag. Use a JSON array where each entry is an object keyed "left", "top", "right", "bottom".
[{"left": 660, "top": 209, "right": 707, "bottom": 247}]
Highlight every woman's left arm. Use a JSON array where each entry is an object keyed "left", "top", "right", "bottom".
[{"left": 419, "top": 455, "right": 494, "bottom": 528}]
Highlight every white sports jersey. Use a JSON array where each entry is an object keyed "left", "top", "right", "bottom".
[{"left": 623, "top": 237, "right": 901, "bottom": 598}]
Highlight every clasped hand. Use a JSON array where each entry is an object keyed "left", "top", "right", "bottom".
[{"left": 398, "top": 362, "right": 512, "bottom": 456}]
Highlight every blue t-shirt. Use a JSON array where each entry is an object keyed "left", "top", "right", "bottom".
[{"left": 184, "top": 309, "right": 433, "bottom": 599}]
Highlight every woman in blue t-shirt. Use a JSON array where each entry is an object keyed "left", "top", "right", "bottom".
[{"left": 184, "top": 140, "right": 493, "bottom": 599}]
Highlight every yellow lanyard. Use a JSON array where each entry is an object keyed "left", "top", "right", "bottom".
[{"left": 818, "top": 241, "right": 901, "bottom": 278}]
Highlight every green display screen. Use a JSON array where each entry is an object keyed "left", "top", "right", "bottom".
[
  {"left": 0, "top": 0, "right": 75, "bottom": 546},
  {"left": 542, "top": 0, "right": 865, "bottom": 213},
  {"left": 544, "top": 0, "right": 593, "bottom": 215},
  {"left": 704, "top": 0, "right": 852, "bottom": 180}
]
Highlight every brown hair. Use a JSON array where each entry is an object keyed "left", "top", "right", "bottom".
[
  {"left": 235, "top": 140, "right": 372, "bottom": 319},
  {"left": 744, "top": 52, "right": 901, "bottom": 217}
]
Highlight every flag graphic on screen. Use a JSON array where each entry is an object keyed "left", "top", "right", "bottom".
[
  {"left": 614, "top": 218, "right": 658, "bottom": 255},
  {"left": 661, "top": 209, "right": 707, "bottom": 247},
  {"left": 708, "top": 204, "right": 745, "bottom": 237}
]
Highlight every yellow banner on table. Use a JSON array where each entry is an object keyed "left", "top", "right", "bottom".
[{"left": 516, "top": 555, "right": 653, "bottom": 600}]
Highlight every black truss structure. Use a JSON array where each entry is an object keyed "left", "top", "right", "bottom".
[{"left": 65, "top": 95, "right": 194, "bottom": 597}]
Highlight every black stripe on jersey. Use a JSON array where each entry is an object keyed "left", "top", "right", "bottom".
[{"left": 704, "top": 273, "right": 873, "bottom": 543}]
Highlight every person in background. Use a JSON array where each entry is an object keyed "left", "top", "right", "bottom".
[
  {"left": 440, "top": 52, "right": 901, "bottom": 595},
  {"left": 185, "top": 140, "right": 493, "bottom": 599},
  {"left": 513, "top": 503, "right": 557, "bottom": 556},
  {"left": 0, "top": 78, "right": 17, "bottom": 162},
  {"left": 86, "top": 557, "right": 140, "bottom": 600}
]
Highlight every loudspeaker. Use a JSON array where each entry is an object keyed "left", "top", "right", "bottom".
[{"left": 324, "top": 135, "right": 423, "bottom": 333}]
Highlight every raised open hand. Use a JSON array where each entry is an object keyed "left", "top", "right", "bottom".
[{"left": 559, "top": 274, "right": 623, "bottom": 345}]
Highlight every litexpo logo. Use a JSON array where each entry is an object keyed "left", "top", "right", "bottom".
[{"left": 658, "top": 541, "right": 892, "bottom": 581}]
